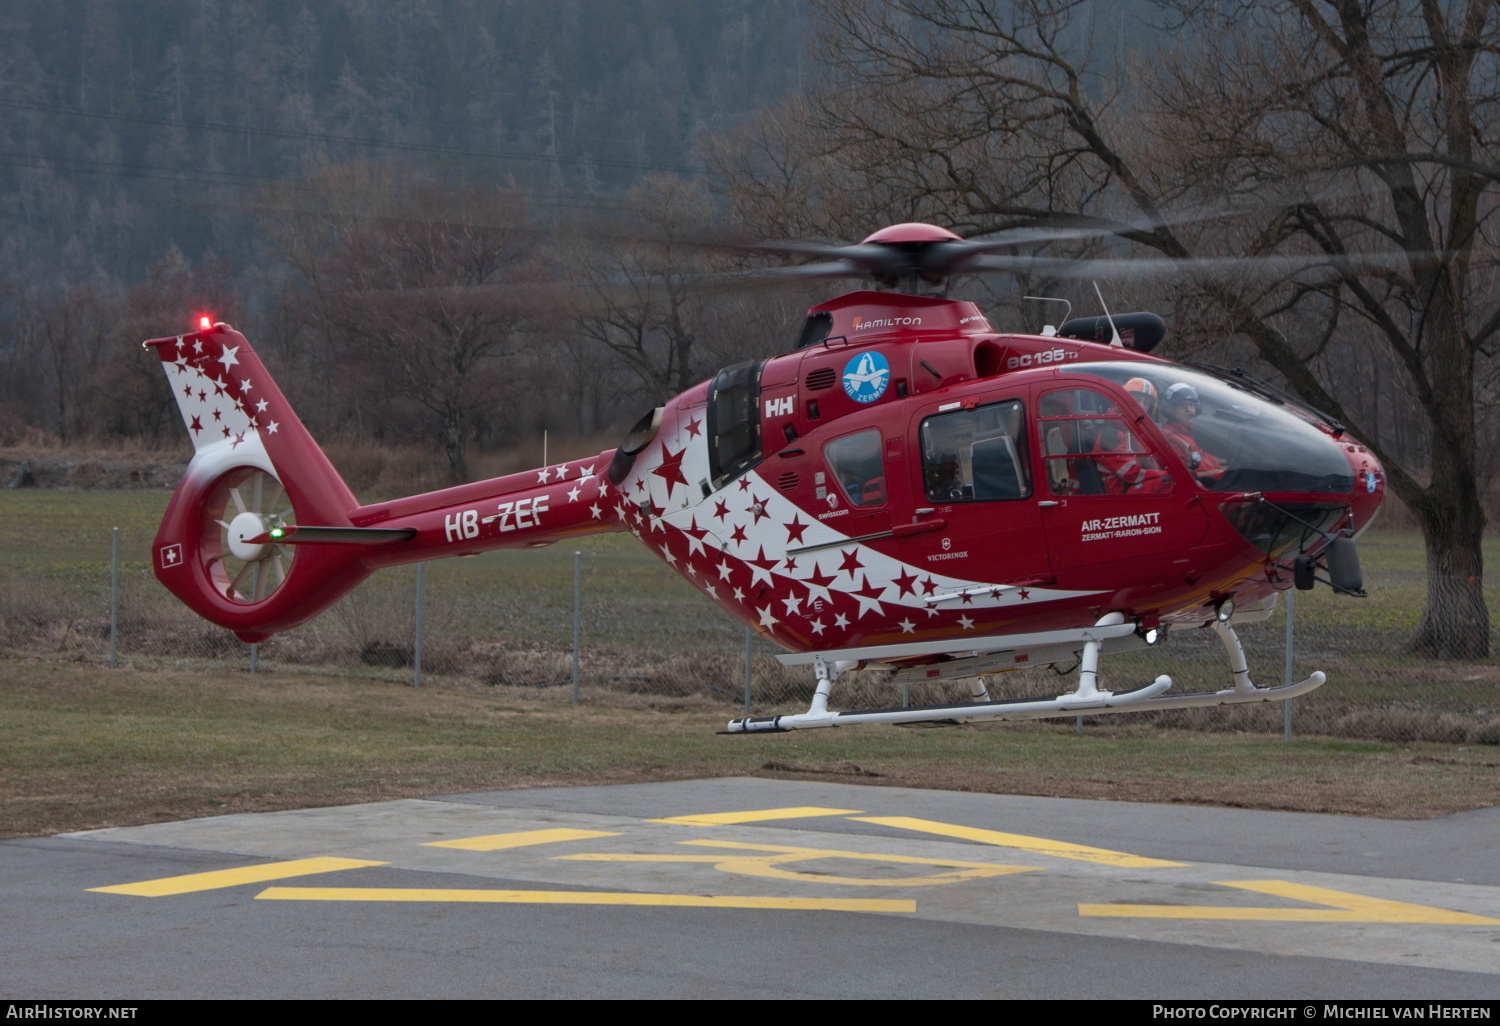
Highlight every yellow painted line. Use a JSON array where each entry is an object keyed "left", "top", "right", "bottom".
[
  {"left": 652, "top": 806, "right": 863, "bottom": 826},
  {"left": 256, "top": 887, "right": 913, "bottom": 913},
  {"left": 424, "top": 828, "right": 620, "bottom": 851},
  {"left": 1079, "top": 880, "right": 1500, "bottom": 924},
  {"left": 851, "top": 816, "right": 1186, "bottom": 868},
  {"left": 90, "top": 857, "right": 386, "bottom": 897},
  {"left": 558, "top": 839, "right": 1037, "bottom": 888}
]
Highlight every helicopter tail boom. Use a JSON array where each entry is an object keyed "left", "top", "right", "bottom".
[{"left": 146, "top": 322, "right": 625, "bottom": 642}]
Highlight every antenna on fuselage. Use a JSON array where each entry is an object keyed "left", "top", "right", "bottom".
[
  {"left": 1091, "top": 282, "right": 1124, "bottom": 347},
  {"left": 1023, "top": 296, "right": 1072, "bottom": 337}
]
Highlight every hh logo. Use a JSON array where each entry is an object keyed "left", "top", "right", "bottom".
[
  {"left": 764, "top": 396, "right": 794, "bottom": 418},
  {"left": 159, "top": 544, "right": 184, "bottom": 569}
]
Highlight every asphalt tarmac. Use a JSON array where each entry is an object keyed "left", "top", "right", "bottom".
[{"left": 3, "top": 778, "right": 1497, "bottom": 999}]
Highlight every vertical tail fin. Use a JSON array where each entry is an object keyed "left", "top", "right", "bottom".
[{"left": 146, "top": 322, "right": 371, "bottom": 641}]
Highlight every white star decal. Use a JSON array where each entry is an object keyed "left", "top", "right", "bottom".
[
  {"left": 192, "top": 338, "right": 203, "bottom": 353},
  {"left": 704, "top": 583, "right": 717, "bottom": 600},
  {"left": 757, "top": 606, "right": 777, "bottom": 631},
  {"left": 589, "top": 503, "right": 602, "bottom": 519},
  {"left": 217, "top": 345, "right": 239, "bottom": 369},
  {"left": 733, "top": 587, "right": 745, "bottom": 602},
  {"left": 833, "top": 612, "right": 849, "bottom": 629},
  {"left": 567, "top": 485, "right": 582, "bottom": 502},
  {"left": 899, "top": 618, "right": 916, "bottom": 633},
  {"left": 809, "top": 619, "right": 826, "bottom": 635},
  {"left": 958, "top": 615, "right": 975, "bottom": 630},
  {"left": 240, "top": 378, "right": 252, "bottom": 391},
  {"left": 255, "top": 398, "right": 269, "bottom": 412},
  {"left": 537, "top": 468, "right": 551, "bottom": 484},
  {"left": 661, "top": 547, "right": 677, "bottom": 566},
  {"left": 267, "top": 422, "right": 279, "bottom": 434},
  {"left": 580, "top": 464, "right": 595, "bottom": 479},
  {"left": 717, "top": 561, "right": 733, "bottom": 581},
  {"left": 782, "top": 594, "right": 803, "bottom": 617},
  {"left": 554, "top": 464, "right": 569, "bottom": 479}
]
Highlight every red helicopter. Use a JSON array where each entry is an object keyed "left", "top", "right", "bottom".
[{"left": 145, "top": 222, "right": 1382, "bottom": 732}]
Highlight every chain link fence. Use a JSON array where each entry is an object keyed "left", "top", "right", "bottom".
[{"left": 2, "top": 522, "right": 1497, "bottom": 744}]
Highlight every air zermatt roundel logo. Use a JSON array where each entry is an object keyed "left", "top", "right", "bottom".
[{"left": 842, "top": 351, "right": 890, "bottom": 403}]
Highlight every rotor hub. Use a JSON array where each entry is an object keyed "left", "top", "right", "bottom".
[{"left": 227, "top": 511, "right": 272, "bottom": 562}]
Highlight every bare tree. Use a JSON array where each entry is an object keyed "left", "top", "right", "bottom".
[
  {"left": 568, "top": 175, "right": 722, "bottom": 404},
  {"left": 711, "top": 0, "right": 1500, "bottom": 658},
  {"left": 265, "top": 165, "right": 539, "bottom": 481}
]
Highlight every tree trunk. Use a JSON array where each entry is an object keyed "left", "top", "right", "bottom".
[{"left": 1405, "top": 482, "right": 1489, "bottom": 659}]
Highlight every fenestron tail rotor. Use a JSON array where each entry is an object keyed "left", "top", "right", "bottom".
[{"left": 202, "top": 467, "right": 296, "bottom": 604}]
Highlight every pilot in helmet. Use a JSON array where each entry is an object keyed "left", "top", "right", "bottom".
[{"left": 1160, "top": 383, "right": 1225, "bottom": 482}]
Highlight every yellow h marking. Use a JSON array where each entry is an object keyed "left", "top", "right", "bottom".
[
  {"left": 90, "top": 857, "right": 386, "bottom": 896},
  {"left": 1079, "top": 880, "right": 1500, "bottom": 924},
  {"left": 257, "top": 887, "right": 913, "bottom": 913},
  {"left": 652, "top": 807, "right": 863, "bottom": 826},
  {"left": 425, "top": 828, "right": 620, "bottom": 851},
  {"left": 850, "top": 816, "right": 1186, "bottom": 868}
]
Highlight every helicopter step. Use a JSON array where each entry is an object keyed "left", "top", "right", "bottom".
[{"left": 724, "top": 613, "right": 1326, "bottom": 733}]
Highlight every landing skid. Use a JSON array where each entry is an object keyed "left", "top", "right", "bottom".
[{"left": 724, "top": 613, "right": 1325, "bottom": 734}]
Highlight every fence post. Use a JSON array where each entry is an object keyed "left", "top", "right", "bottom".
[
  {"left": 572, "top": 550, "right": 581, "bottom": 705},
  {"left": 1283, "top": 586, "right": 1295, "bottom": 740},
  {"left": 249, "top": 643, "right": 258, "bottom": 673},
  {"left": 743, "top": 625, "right": 753, "bottom": 716},
  {"left": 413, "top": 562, "right": 425, "bottom": 688},
  {"left": 109, "top": 527, "right": 119, "bottom": 668}
]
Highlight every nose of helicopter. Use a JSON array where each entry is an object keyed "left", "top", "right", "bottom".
[{"left": 1340, "top": 438, "right": 1386, "bottom": 534}]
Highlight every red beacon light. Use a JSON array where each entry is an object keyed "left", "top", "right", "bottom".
[{"left": 198, "top": 316, "right": 213, "bottom": 331}]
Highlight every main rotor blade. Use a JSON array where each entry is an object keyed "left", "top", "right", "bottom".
[{"left": 959, "top": 250, "right": 1439, "bottom": 281}]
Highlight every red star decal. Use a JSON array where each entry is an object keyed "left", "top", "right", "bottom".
[
  {"left": 231, "top": 431, "right": 245, "bottom": 449},
  {"left": 221, "top": 426, "right": 231, "bottom": 439},
  {"left": 651, "top": 445, "right": 689, "bottom": 498},
  {"left": 838, "top": 548, "right": 864, "bottom": 576},
  {"left": 783, "top": 556, "right": 798, "bottom": 573},
  {"left": 805, "top": 564, "right": 837, "bottom": 591},
  {"left": 197, "top": 390, "right": 207, "bottom": 401},
  {"left": 212, "top": 381, "right": 225, "bottom": 397},
  {"left": 959, "top": 590, "right": 974, "bottom": 604},
  {"left": 852, "top": 574, "right": 887, "bottom": 606},
  {"left": 729, "top": 524, "right": 748, "bottom": 545},
  {"left": 189, "top": 416, "right": 202, "bottom": 436},
  {"left": 893, "top": 570, "right": 919, "bottom": 597},
  {"left": 182, "top": 384, "right": 193, "bottom": 398},
  {"left": 713, "top": 499, "right": 731, "bottom": 520},
  {"left": 685, "top": 416, "right": 702, "bottom": 438},
  {"left": 920, "top": 576, "right": 938, "bottom": 596},
  {"left": 738, "top": 479, "right": 752, "bottom": 491},
  {"left": 1018, "top": 588, "right": 1031, "bottom": 600},
  {"left": 990, "top": 587, "right": 1003, "bottom": 600},
  {"left": 748, "top": 546, "right": 780, "bottom": 576},
  {"left": 747, "top": 497, "right": 772, "bottom": 523},
  {"left": 783, "top": 515, "right": 808, "bottom": 543}
]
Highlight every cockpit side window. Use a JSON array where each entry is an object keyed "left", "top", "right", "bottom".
[
  {"left": 823, "top": 429, "right": 886, "bottom": 507},
  {"left": 707, "top": 359, "right": 766, "bottom": 489},
  {"left": 1039, "top": 387, "right": 1172, "bottom": 496},
  {"left": 920, "top": 400, "right": 1029, "bottom": 502}
]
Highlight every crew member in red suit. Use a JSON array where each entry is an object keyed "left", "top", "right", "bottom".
[
  {"left": 1160, "top": 382, "right": 1225, "bottom": 484},
  {"left": 1094, "top": 378, "right": 1172, "bottom": 493}
]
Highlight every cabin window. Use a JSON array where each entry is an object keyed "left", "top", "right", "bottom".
[
  {"left": 1039, "top": 387, "right": 1170, "bottom": 496},
  {"left": 919, "top": 400, "right": 1029, "bottom": 502},
  {"left": 823, "top": 429, "right": 886, "bottom": 506},
  {"left": 708, "top": 360, "right": 766, "bottom": 489}
]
